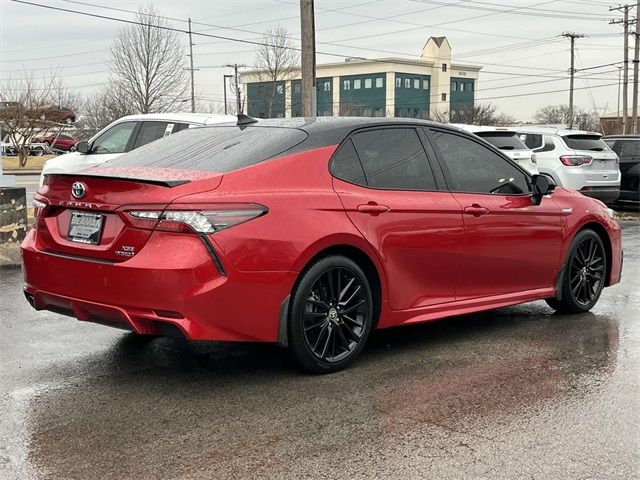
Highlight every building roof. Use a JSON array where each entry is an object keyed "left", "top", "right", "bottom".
[{"left": 430, "top": 36, "right": 447, "bottom": 48}]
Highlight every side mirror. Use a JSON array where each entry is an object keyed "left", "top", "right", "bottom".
[
  {"left": 76, "top": 141, "right": 89, "bottom": 154},
  {"left": 531, "top": 174, "right": 555, "bottom": 205}
]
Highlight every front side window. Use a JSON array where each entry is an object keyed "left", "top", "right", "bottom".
[
  {"left": 351, "top": 128, "right": 436, "bottom": 190},
  {"left": 91, "top": 121, "right": 137, "bottom": 154},
  {"left": 431, "top": 129, "right": 529, "bottom": 194}
]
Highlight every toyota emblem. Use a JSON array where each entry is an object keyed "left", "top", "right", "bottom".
[{"left": 71, "top": 182, "right": 86, "bottom": 199}]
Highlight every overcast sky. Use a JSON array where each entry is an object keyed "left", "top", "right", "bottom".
[{"left": 0, "top": 0, "right": 630, "bottom": 121}]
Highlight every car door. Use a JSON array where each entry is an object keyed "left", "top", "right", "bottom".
[
  {"left": 78, "top": 121, "right": 139, "bottom": 170},
  {"left": 331, "top": 126, "right": 465, "bottom": 310},
  {"left": 428, "top": 128, "right": 564, "bottom": 300}
]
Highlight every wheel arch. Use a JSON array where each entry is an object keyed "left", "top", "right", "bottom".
[{"left": 278, "top": 241, "right": 386, "bottom": 346}]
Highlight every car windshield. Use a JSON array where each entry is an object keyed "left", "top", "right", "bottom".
[
  {"left": 104, "top": 125, "right": 308, "bottom": 173},
  {"left": 562, "top": 134, "right": 609, "bottom": 151},
  {"left": 476, "top": 132, "right": 528, "bottom": 150}
]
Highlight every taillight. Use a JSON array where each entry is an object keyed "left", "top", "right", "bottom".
[
  {"left": 559, "top": 155, "right": 592, "bottom": 166},
  {"left": 531, "top": 153, "right": 537, "bottom": 164},
  {"left": 32, "top": 198, "right": 47, "bottom": 218},
  {"left": 124, "top": 204, "right": 267, "bottom": 234}
]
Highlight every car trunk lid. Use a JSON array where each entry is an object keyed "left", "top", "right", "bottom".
[{"left": 34, "top": 168, "right": 223, "bottom": 262}]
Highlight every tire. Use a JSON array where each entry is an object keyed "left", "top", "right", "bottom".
[
  {"left": 32, "top": 148, "right": 44, "bottom": 157},
  {"left": 288, "top": 255, "right": 374, "bottom": 373},
  {"left": 546, "top": 229, "right": 607, "bottom": 313}
]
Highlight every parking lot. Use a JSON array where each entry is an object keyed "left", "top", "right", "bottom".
[{"left": 0, "top": 222, "right": 637, "bottom": 479}]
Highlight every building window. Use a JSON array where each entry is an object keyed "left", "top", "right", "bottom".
[
  {"left": 373, "top": 107, "right": 384, "bottom": 117},
  {"left": 276, "top": 84, "right": 284, "bottom": 95},
  {"left": 452, "top": 81, "right": 457, "bottom": 92},
  {"left": 423, "top": 79, "right": 429, "bottom": 90},
  {"left": 404, "top": 78, "right": 411, "bottom": 88},
  {"left": 442, "top": 93, "right": 447, "bottom": 101},
  {"left": 395, "top": 77, "right": 401, "bottom": 88},
  {"left": 354, "top": 79, "right": 361, "bottom": 89},
  {"left": 376, "top": 77, "right": 383, "bottom": 88},
  {"left": 343, "top": 80, "right": 350, "bottom": 90},
  {"left": 294, "top": 83, "right": 301, "bottom": 94},
  {"left": 323, "top": 81, "right": 331, "bottom": 91},
  {"left": 460, "top": 83, "right": 465, "bottom": 92},
  {"left": 413, "top": 79, "right": 420, "bottom": 89},
  {"left": 442, "top": 63, "right": 447, "bottom": 72},
  {"left": 365, "top": 78, "right": 372, "bottom": 88},
  {"left": 468, "top": 82, "right": 474, "bottom": 91}
]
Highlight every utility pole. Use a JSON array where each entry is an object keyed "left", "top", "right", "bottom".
[
  {"left": 187, "top": 18, "right": 197, "bottom": 113},
  {"left": 224, "top": 64, "right": 245, "bottom": 114},
  {"left": 562, "top": 32, "right": 586, "bottom": 129},
  {"left": 300, "top": 0, "right": 316, "bottom": 117},
  {"left": 223, "top": 74, "right": 233, "bottom": 115},
  {"left": 611, "top": 5, "right": 631, "bottom": 133},
  {"left": 633, "top": 2, "right": 640, "bottom": 132},
  {"left": 618, "top": 65, "right": 623, "bottom": 133}
]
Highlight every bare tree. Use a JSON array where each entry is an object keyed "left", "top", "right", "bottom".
[
  {"left": 79, "top": 82, "right": 137, "bottom": 139},
  {"left": 0, "top": 72, "right": 73, "bottom": 167},
  {"left": 250, "top": 26, "right": 299, "bottom": 118},
  {"left": 433, "top": 103, "right": 514, "bottom": 126},
  {"left": 535, "top": 104, "right": 601, "bottom": 131},
  {"left": 110, "top": 5, "right": 188, "bottom": 114}
]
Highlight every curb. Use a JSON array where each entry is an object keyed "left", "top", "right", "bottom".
[{"left": 3, "top": 170, "right": 42, "bottom": 176}]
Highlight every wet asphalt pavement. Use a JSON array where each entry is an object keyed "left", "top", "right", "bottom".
[{"left": 1, "top": 224, "right": 639, "bottom": 480}]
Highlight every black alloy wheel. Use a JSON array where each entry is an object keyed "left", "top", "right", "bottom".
[
  {"left": 546, "top": 229, "right": 607, "bottom": 313},
  {"left": 289, "top": 256, "right": 373, "bottom": 373}
]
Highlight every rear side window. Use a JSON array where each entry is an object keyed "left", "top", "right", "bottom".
[
  {"left": 519, "top": 133, "right": 543, "bottom": 150},
  {"left": 431, "top": 129, "right": 530, "bottom": 195},
  {"left": 562, "top": 135, "right": 609, "bottom": 151},
  {"left": 350, "top": 128, "right": 436, "bottom": 190},
  {"left": 133, "top": 121, "right": 173, "bottom": 149},
  {"left": 105, "top": 126, "right": 308, "bottom": 173},
  {"left": 330, "top": 139, "right": 367, "bottom": 185},
  {"left": 609, "top": 139, "right": 640, "bottom": 158},
  {"left": 476, "top": 132, "right": 528, "bottom": 150}
]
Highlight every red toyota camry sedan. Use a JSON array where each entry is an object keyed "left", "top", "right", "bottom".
[{"left": 22, "top": 117, "right": 623, "bottom": 373}]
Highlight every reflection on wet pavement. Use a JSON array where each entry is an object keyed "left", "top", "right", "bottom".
[{"left": 1, "top": 224, "right": 639, "bottom": 479}]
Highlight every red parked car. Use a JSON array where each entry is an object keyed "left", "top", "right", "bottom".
[
  {"left": 22, "top": 117, "right": 623, "bottom": 372},
  {"left": 33, "top": 133, "right": 78, "bottom": 151}
]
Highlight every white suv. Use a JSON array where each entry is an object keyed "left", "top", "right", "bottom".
[
  {"left": 454, "top": 125, "right": 539, "bottom": 174},
  {"left": 40, "top": 112, "right": 235, "bottom": 186},
  {"left": 515, "top": 127, "right": 620, "bottom": 203}
]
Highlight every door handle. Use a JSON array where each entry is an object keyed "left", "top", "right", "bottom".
[
  {"left": 357, "top": 203, "right": 389, "bottom": 215},
  {"left": 463, "top": 204, "right": 489, "bottom": 217}
]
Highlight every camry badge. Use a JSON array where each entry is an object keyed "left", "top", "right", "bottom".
[{"left": 71, "top": 182, "right": 86, "bottom": 199}]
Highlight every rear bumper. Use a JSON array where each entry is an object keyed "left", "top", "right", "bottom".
[
  {"left": 579, "top": 186, "right": 620, "bottom": 204},
  {"left": 21, "top": 229, "right": 296, "bottom": 342}
]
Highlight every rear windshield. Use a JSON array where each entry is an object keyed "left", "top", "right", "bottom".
[
  {"left": 104, "top": 125, "right": 308, "bottom": 172},
  {"left": 476, "top": 132, "right": 528, "bottom": 150},
  {"left": 562, "top": 134, "right": 609, "bottom": 151}
]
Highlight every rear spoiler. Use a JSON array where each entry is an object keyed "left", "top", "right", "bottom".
[{"left": 49, "top": 172, "right": 190, "bottom": 188}]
